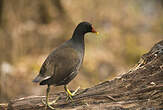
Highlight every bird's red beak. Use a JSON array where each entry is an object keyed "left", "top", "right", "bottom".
[
  {"left": 91, "top": 27, "right": 99, "bottom": 35},
  {"left": 92, "top": 27, "right": 97, "bottom": 33}
]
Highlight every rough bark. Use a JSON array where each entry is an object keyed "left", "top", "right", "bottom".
[{"left": 1, "top": 40, "right": 163, "bottom": 110}]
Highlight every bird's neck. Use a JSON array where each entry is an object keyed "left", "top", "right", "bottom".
[
  {"left": 71, "top": 34, "right": 85, "bottom": 54},
  {"left": 71, "top": 34, "right": 85, "bottom": 45}
]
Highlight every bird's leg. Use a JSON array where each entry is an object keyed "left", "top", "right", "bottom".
[
  {"left": 64, "top": 85, "right": 80, "bottom": 101},
  {"left": 42, "top": 85, "right": 59, "bottom": 109}
]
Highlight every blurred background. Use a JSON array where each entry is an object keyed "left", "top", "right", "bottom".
[{"left": 0, "top": 0, "right": 162, "bottom": 103}]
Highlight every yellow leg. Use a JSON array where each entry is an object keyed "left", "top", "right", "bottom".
[
  {"left": 64, "top": 85, "right": 80, "bottom": 101},
  {"left": 42, "top": 85, "right": 59, "bottom": 110}
]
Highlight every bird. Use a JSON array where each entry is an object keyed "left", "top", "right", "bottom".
[{"left": 33, "top": 21, "right": 98, "bottom": 109}]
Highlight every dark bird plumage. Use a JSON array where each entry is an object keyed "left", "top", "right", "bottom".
[
  {"left": 33, "top": 22, "right": 97, "bottom": 86},
  {"left": 33, "top": 22, "right": 98, "bottom": 109}
]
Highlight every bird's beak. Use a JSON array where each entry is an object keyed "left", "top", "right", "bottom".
[{"left": 92, "top": 27, "right": 99, "bottom": 35}]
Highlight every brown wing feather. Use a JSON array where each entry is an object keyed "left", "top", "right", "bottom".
[
  {"left": 49, "top": 47, "right": 80, "bottom": 85},
  {"left": 40, "top": 46, "right": 80, "bottom": 85}
]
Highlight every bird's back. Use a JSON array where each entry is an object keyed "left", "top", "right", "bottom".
[{"left": 33, "top": 40, "right": 84, "bottom": 86}]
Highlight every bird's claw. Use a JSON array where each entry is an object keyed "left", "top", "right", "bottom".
[
  {"left": 66, "top": 86, "right": 80, "bottom": 102},
  {"left": 72, "top": 86, "right": 80, "bottom": 96},
  {"left": 42, "top": 96, "right": 59, "bottom": 109},
  {"left": 66, "top": 95, "right": 73, "bottom": 101},
  {"left": 42, "top": 99, "right": 55, "bottom": 109}
]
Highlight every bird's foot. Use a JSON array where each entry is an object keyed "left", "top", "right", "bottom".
[
  {"left": 42, "top": 96, "right": 59, "bottom": 109},
  {"left": 71, "top": 86, "right": 80, "bottom": 96},
  {"left": 66, "top": 86, "right": 80, "bottom": 101},
  {"left": 66, "top": 94, "right": 73, "bottom": 101}
]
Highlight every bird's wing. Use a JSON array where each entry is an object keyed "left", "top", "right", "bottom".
[
  {"left": 50, "top": 47, "right": 81, "bottom": 84},
  {"left": 39, "top": 46, "right": 81, "bottom": 84}
]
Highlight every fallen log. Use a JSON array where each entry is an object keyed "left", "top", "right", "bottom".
[{"left": 1, "top": 40, "right": 163, "bottom": 110}]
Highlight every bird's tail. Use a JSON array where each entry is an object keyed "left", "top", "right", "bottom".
[
  {"left": 40, "top": 79, "right": 48, "bottom": 85},
  {"left": 32, "top": 75, "right": 44, "bottom": 83}
]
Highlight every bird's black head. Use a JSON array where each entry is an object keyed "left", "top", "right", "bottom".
[{"left": 73, "top": 22, "right": 98, "bottom": 36}]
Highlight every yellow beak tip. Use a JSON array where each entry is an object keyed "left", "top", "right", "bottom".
[{"left": 96, "top": 32, "right": 99, "bottom": 35}]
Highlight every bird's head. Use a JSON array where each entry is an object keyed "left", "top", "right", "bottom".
[{"left": 73, "top": 22, "right": 99, "bottom": 35}]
